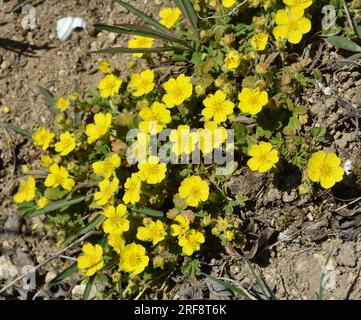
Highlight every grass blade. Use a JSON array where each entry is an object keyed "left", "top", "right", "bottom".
[
  {"left": 83, "top": 275, "right": 96, "bottom": 300},
  {"left": 115, "top": 0, "right": 175, "bottom": 37},
  {"left": 335, "top": 52, "right": 361, "bottom": 68},
  {"left": 64, "top": 214, "right": 106, "bottom": 245},
  {"left": 129, "top": 205, "right": 164, "bottom": 217},
  {"left": 327, "top": 36, "right": 361, "bottom": 52},
  {"left": 50, "top": 262, "right": 77, "bottom": 284},
  {"left": 1, "top": 123, "right": 33, "bottom": 139},
  {"left": 37, "top": 85, "right": 56, "bottom": 110},
  {"left": 24, "top": 196, "right": 86, "bottom": 218},
  {"left": 174, "top": 0, "right": 200, "bottom": 41},
  {"left": 201, "top": 273, "right": 255, "bottom": 300},
  {"left": 93, "top": 46, "right": 181, "bottom": 54},
  {"left": 317, "top": 250, "right": 333, "bottom": 300}
]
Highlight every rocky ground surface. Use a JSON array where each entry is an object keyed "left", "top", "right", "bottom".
[{"left": 0, "top": 0, "right": 361, "bottom": 300}]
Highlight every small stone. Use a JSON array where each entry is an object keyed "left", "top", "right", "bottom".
[
  {"left": 0, "top": 256, "right": 18, "bottom": 281},
  {"left": 337, "top": 242, "right": 356, "bottom": 267},
  {"left": 71, "top": 283, "right": 97, "bottom": 300}
]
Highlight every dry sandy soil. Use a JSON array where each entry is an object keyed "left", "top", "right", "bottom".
[{"left": 0, "top": 0, "right": 361, "bottom": 300}]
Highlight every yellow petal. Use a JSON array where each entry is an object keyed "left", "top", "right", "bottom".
[
  {"left": 273, "top": 26, "right": 288, "bottom": 40},
  {"left": 297, "top": 17, "right": 312, "bottom": 34},
  {"left": 275, "top": 10, "right": 289, "bottom": 25},
  {"left": 288, "top": 30, "right": 303, "bottom": 44}
]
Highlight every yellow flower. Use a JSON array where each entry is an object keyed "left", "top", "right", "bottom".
[
  {"left": 13, "top": 176, "right": 36, "bottom": 203},
  {"left": 55, "top": 131, "right": 76, "bottom": 156},
  {"left": 138, "top": 156, "right": 167, "bottom": 184},
  {"left": 32, "top": 127, "right": 55, "bottom": 151},
  {"left": 169, "top": 125, "right": 198, "bottom": 156},
  {"left": 98, "top": 60, "right": 111, "bottom": 73},
  {"left": 129, "top": 69, "right": 155, "bottom": 97},
  {"left": 77, "top": 243, "right": 104, "bottom": 277},
  {"left": 44, "top": 164, "right": 75, "bottom": 191},
  {"left": 162, "top": 74, "right": 193, "bottom": 108},
  {"left": 238, "top": 87, "right": 268, "bottom": 115},
  {"left": 40, "top": 155, "right": 53, "bottom": 168},
  {"left": 85, "top": 112, "right": 112, "bottom": 144},
  {"left": 250, "top": 33, "right": 269, "bottom": 51},
  {"left": 94, "top": 177, "right": 119, "bottom": 206},
  {"left": 139, "top": 102, "right": 171, "bottom": 134},
  {"left": 92, "top": 153, "right": 121, "bottom": 179},
  {"left": 178, "top": 176, "right": 209, "bottom": 207},
  {"left": 123, "top": 173, "right": 141, "bottom": 204},
  {"left": 222, "top": 0, "right": 237, "bottom": 8},
  {"left": 159, "top": 7, "right": 181, "bottom": 28},
  {"left": 98, "top": 74, "right": 122, "bottom": 98},
  {"left": 128, "top": 36, "right": 154, "bottom": 58},
  {"left": 170, "top": 214, "right": 190, "bottom": 237},
  {"left": 119, "top": 243, "right": 149, "bottom": 276},
  {"left": 108, "top": 234, "right": 125, "bottom": 254},
  {"left": 225, "top": 230, "right": 235, "bottom": 241},
  {"left": 273, "top": 7, "right": 312, "bottom": 44},
  {"left": 247, "top": 142, "right": 279, "bottom": 173},
  {"left": 283, "top": 0, "right": 312, "bottom": 9},
  {"left": 137, "top": 219, "right": 167, "bottom": 245},
  {"left": 55, "top": 97, "right": 70, "bottom": 112},
  {"left": 202, "top": 90, "right": 234, "bottom": 124},
  {"left": 102, "top": 204, "right": 129, "bottom": 235},
  {"left": 37, "top": 196, "right": 49, "bottom": 209},
  {"left": 307, "top": 151, "right": 344, "bottom": 189},
  {"left": 198, "top": 121, "right": 228, "bottom": 155},
  {"left": 224, "top": 50, "right": 241, "bottom": 70},
  {"left": 178, "top": 229, "right": 205, "bottom": 256}
]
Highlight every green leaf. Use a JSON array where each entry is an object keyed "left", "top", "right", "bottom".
[
  {"left": 174, "top": 0, "right": 200, "bottom": 41},
  {"left": 115, "top": 0, "right": 175, "bottom": 37},
  {"left": 181, "top": 258, "right": 201, "bottom": 277},
  {"left": 93, "top": 46, "right": 181, "bottom": 55},
  {"left": 129, "top": 205, "right": 164, "bottom": 217},
  {"left": 64, "top": 214, "right": 106, "bottom": 245},
  {"left": 327, "top": 36, "right": 361, "bottom": 52},
  {"left": 24, "top": 196, "right": 86, "bottom": 218},
  {"left": 50, "top": 262, "right": 78, "bottom": 284},
  {"left": 173, "top": 194, "right": 187, "bottom": 211},
  {"left": 311, "top": 126, "right": 326, "bottom": 142},
  {"left": 1, "top": 123, "right": 32, "bottom": 139},
  {"left": 83, "top": 275, "right": 96, "bottom": 300},
  {"left": 335, "top": 52, "right": 361, "bottom": 68},
  {"left": 44, "top": 188, "right": 70, "bottom": 201},
  {"left": 18, "top": 201, "right": 38, "bottom": 217},
  {"left": 37, "top": 85, "right": 56, "bottom": 112}
]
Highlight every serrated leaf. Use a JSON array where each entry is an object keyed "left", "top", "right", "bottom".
[
  {"left": 327, "top": 36, "right": 361, "bottom": 52},
  {"left": 1, "top": 123, "right": 32, "bottom": 139},
  {"left": 64, "top": 214, "right": 106, "bottom": 245},
  {"left": 25, "top": 196, "right": 86, "bottom": 218},
  {"left": 50, "top": 262, "right": 78, "bottom": 284},
  {"left": 173, "top": 193, "right": 187, "bottom": 211},
  {"left": 181, "top": 258, "right": 201, "bottom": 277},
  {"left": 129, "top": 205, "right": 164, "bottom": 217},
  {"left": 44, "top": 188, "right": 70, "bottom": 201}
]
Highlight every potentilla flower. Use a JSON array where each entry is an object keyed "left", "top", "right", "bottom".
[
  {"left": 238, "top": 87, "right": 268, "bottom": 115},
  {"left": 98, "top": 60, "right": 111, "bottom": 74},
  {"left": 40, "top": 155, "right": 53, "bottom": 168},
  {"left": 307, "top": 151, "right": 344, "bottom": 189},
  {"left": 37, "top": 196, "right": 49, "bottom": 209},
  {"left": 273, "top": 6, "right": 312, "bottom": 44},
  {"left": 119, "top": 243, "right": 149, "bottom": 276},
  {"left": 102, "top": 204, "right": 129, "bottom": 235},
  {"left": 129, "top": 69, "right": 155, "bottom": 97},
  {"left": 169, "top": 125, "right": 198, "bottom": 156},
  {"left": 94, "top": 176, "right": 119, "bottom": 206},
  {"left": 92, "top": 153, "right": 121, "bottom": 179},
  {"left": 98, "top": 74, "right": 122, "bottom": 98},
  {"left": 108, "top": 234, "right": 125, "bottom": 254},
  {"left": 137, "top": 219, "right": 167, "bottom": 245},
  {"left": 178, "top": 229, "right": 205, "bottom": 256},
  {"left": 55, "top": 131, "right": 76, "bottom": 156},
  {"left": 178, "top": 176, "right": 209, "bottom": 207},
  {"left": 32, "top": 127, "right": 55, "bottom": 151},
  {"left": 128, "top": 36, "right": 154, "bottom": 58},
  {"left": 202, "top": 90, "right": 234, "bottom": 124},
  {"left": 224, "top": 50, "right": 242, "bottom": 70},
  {"left": 170, "top": 214, "right": 190, "bottom": 237},
  {"left": 222, "top": 0, "right": 237, "bottom": 8},
  {"left": 85, "top": 112, "right": 112, "bottom": 144},
  {"left": 198, "top": 121, "right": 228, "bottom": 155},
  {"left": 138, "top": 156, "right": 167, "bottom": 184},
  {"left": 138, "top": 102, "right": 171, "bottom": 134},
  {"left": 250, "top": 33, "right": 269, "bottom": 51},
  {"left": 55, "top": 97, "right": 70, "bottom": 112},
  {"left": 13, "top": 176, "right": 36, "bottom": 203},
  {"left": 247, "top": 141, "right": 279, "bottom": 173},
  {"left": 283, "top": 0, "right": 313, "bottom": 9},
  {"left": 123, "top": 173, "right": 141, "bottom": 204},
  {"left": 77, "top": 243, "right": 104, "bottom": 277},
  {"left": 162, "top": 74, "right": 193, "bottom": 108},
  {"left": 44, "top": 164, "right": 75, "bottom": 191},
  {"left": 159, "top": 7, "right": 181, "bottom": 28}
]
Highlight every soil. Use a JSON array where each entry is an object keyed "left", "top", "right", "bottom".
[{"left": 0, "top": 0, "right": 361, "bottom": 300}]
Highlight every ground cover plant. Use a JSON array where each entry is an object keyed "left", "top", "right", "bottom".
[{"left": 6, "top": 0, "right": 361, "bottom": 299}]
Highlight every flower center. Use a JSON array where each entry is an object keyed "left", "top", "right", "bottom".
[
  {"left": 288, "top": 19, "right": 298, "bottom": 30},
  {"left": 319, "top": 163, "right": 332, "bottom": 177}
]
